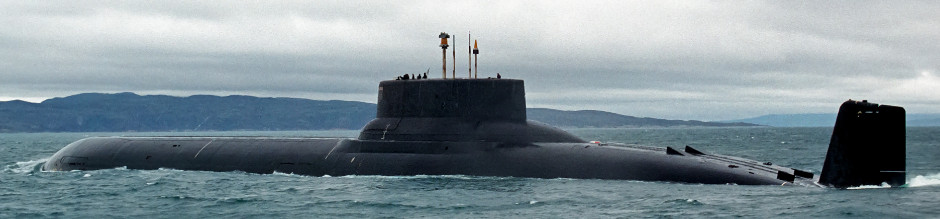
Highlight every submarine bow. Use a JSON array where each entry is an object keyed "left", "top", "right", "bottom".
[{"left": 43, "top": 79, "right": 905, "bottom": 188}]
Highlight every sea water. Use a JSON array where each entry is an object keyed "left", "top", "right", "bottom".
[{"left": 2, "top": 128, "right": 938, "bottom": 218}]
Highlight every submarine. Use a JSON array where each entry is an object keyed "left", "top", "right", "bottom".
[{"left": 42, "top": 78, "right": 906, "bottom": 188}]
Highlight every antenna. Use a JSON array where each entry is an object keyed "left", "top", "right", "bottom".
[
  {"left": 468, "top": 32, "right": 472, "bottom": 78},
  {"left": 439, "top": 32, "right": 450, "bottom": 79},
  {"left": 473, "top": 39, "right": 479, "bottom": 79},
  {"left": 453, "top": 34, "right": 456, "bottom": 79}
]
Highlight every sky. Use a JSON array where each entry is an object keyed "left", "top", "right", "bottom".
[{"left": 1, "top": 1, "right": 937, "bottom": 121}]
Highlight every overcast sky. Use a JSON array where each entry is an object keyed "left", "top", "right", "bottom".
[{"left": 1, "top": 1, "right": 937, "bottom": 121}]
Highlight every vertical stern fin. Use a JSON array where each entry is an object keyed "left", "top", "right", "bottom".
[{"left": 819, "top": 100, "right": 906, "bottom": 188}]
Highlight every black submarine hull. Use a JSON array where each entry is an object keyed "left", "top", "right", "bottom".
[
  {"left": 42, "top": 79, "right": 905, "bottom": 188},
  {"left": 43, "top": 135, "right": 812, "bottom": 185}
]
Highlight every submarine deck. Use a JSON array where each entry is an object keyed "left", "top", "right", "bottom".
[{"left": 43, "top": 136, "right": 818, "bottom": 186}]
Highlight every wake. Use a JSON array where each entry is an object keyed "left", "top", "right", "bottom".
[
  {"left": 3, "top": 157, "right": 49, "bottom": 174},
  {"left": 908, "top": 173, "right": 940, "bottom": 187},
  {"left": 846, "top": 173, "right": 940, "bottom": 189}
]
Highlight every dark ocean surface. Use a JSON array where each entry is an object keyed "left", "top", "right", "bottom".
[{"left": 3, "top": 127, "right": 938, "bottom": 218}]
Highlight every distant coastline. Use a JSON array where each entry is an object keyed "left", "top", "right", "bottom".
[
  {"left": 722, "top": 113, "right": 940, "bottom": 127},
  {"left": 0, "top": 92, "right": 759, "bottom": 133}
]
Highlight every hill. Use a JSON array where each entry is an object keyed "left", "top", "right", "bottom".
[
  {"left": 0, "top": 93, "right": 758, "bottom": 132},
  {"left": 0, "top": 93, "right": 375, "bottom": 132},
  {"left": 723, "top": 113, "right": 940, "bottom": 127},
  {"left": 527, "top": 108, "right": 758, "bottom": 128}
]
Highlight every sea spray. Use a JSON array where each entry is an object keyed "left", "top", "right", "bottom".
[
  {"left": 4, "top": 157, "right": 48, "bottom": 174},
  {"left": 909, "top": 173, "right": 940, "bottom": 187}
]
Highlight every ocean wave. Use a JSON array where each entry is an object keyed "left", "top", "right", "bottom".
[
  {"left": 335, "top": 174, "right": 526, "bottom": 181},
  {"left": 3, "top": 157, "right": 49, "bottom": 174},
  {"left": 843, "top": 173, "right": 940, "bottom": 189},
  {"left": 271, "top": 171, "right": 311, "bottom": 178},
  {"left": 846, "top": 182, "right": 892, "bottom": 190},
  {"left": 908, "top": 173, "right": 940, "bottom": 187}
]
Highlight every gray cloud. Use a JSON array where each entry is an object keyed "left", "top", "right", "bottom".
[{"left": 1, "top": 1, "right": 937, "bottom": 120}]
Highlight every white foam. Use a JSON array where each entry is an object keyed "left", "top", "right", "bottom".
[
  {"left": 271, "top": 171, "right": 308, "bottom": 178},
  {"left": 838, "top": 173, "right": 940, "bottom": 189},
  {"left": 846, "top": 182, "right": 892, "bottom": 190},
  {"left": 908, "top": 173, "right": 940, "bottom": 187},
  {"left": 5, "top": 157, "right": 50, "bottom": 174},
  {"left": 336, "top": 174, "right": 517, "bottom": 180}
]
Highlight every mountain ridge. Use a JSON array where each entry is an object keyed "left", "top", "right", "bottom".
[
  {"left": 0, "top": 92, "right": 758, "bottom": 132},
  {"left": 723, "top": 113, "right": 940, "bottom": 127}
]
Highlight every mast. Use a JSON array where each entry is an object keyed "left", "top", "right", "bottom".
[
  {"left": 439, "top": 32, "right": 450, "bottom": 78},
  {"left": 452, "top": 34, "right": 456, "bottom": 79},
  {"left": 473, "top": 40, "right": 479, "bottom": 79}
]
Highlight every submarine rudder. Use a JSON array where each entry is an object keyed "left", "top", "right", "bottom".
[{"left": 819, "top": 100, "right": 906, "bottom": 188}]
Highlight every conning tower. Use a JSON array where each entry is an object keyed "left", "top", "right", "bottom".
[{"left": 358, "top": 78, "right": 584, "bottom": 143}]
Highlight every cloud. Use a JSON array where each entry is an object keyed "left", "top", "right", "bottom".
[{"left": 1, "top": 1, "right": 937, "bottom": 120}]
